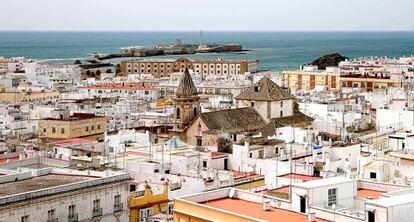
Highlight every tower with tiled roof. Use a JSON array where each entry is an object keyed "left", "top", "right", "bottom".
[
  {"left": 172, "top": 68, "right": 200, "bottom": 131},
  {"left": 235, "top": 77, "right": 295, "bottom": 122}
]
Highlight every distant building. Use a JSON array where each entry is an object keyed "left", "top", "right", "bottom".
[
  {"left": 38, "top": 110, "right": 107, "bottom": 141},
  {"left": 0, "top": 87, "right": 59, "bottom": 104},
  {"left": 283, "top": 68, "right": 341, "bottom": 91},
  {"left": 121, "top": 57, "right": 259, "bottom": 77},
  {"left": 80, "top": 83, "right": 159, "bottom": 100},
  {"left": 340, "top": 73, "right": 402, "bottom": 92}
]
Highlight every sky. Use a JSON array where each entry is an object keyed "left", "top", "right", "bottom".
[{"left": 1, "top": 0, "right": 413, "bottom": 31}]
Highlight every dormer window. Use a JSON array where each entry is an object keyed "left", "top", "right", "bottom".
[{"left": 254, "top": 86, "right": 259, "bottom": 92}]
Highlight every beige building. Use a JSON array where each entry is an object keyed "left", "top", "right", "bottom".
[
  {"left": 121, "top": 57, "right": 259, "bottom": 77},
  {"left": 38, "top": 112, "right": 107, "bottom": 141},
  {"left": 0, "top": 88, "right": 60, "bottom": 104},
  {"left": 283, "top": 70, "right": 341, "bottom": 91}
]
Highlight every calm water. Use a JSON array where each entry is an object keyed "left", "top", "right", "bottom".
[{"left": 1, "top": 31, "right": 414, "bottom": 71}]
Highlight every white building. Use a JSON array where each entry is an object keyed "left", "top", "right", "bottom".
[{"left": 0, "top": 166, "right": 131, "bottom": 222}]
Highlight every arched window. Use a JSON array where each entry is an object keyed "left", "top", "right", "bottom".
[
  {"left": 193, "top": 107, "right": 197, "bottom": 117},
  {"left": 176, "top": 108, "right": 181, "bottom": 119}
]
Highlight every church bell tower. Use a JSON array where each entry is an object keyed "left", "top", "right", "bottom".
[{"left": 173, "top": 68, "right": 200, "bottom": 131}]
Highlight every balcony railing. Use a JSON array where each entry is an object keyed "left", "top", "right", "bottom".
[
  {"left": 68, "top": 214, "right": 78, "bottom": 222},
  {"left": 114, "top": 203, "right": 124, "bottom": 212},
  {"left": 92, "top": 208, "right": 103, "bottom": 218}
]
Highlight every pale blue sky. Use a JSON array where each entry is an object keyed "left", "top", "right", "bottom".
[{"left": 1, "top": 0, "right": 413, "bottom": 31}]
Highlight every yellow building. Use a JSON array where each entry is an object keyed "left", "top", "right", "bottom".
[
  {"left": 38, "top": 112, "right": 107, "bottom": 141},
  {"left": 129, "top": 183, "right": 170, "bottom": 222},
  {"left": 0, "top": 89, "right": 60, "bottom": 104},
  {"left": 283, "top": 70, "right": 340, "bottom": 91}
]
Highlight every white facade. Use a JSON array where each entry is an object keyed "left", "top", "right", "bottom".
[{"left": 0, "top": 168, "right": 130, "bottom": 222}]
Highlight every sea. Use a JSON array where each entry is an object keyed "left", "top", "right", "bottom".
[{"left": 1, "top": 31, "right": 414, "bottom": 71}]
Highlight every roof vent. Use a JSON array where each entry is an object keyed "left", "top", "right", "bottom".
[
  {"left": 229, "top": 188, "right": 236, "bottom": 198},
  {"left": 262, "top": 198, "right": 271, "bottom": 211},
  {"left": 308, "top": 212, "right": 316, "bottom": 222}
]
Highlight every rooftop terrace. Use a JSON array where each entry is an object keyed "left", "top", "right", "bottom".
[
  {"left": 0, "top": 174, "right": 94, "bottom": 197},
  {"left": 203, "top": 198, "right": 329, "bottom": 222}
]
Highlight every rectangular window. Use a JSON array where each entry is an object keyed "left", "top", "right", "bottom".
[
  {"left": 139, "top": 207, "right": 153, "bottom": 222},
  {"left": 196, "top": 137, "right": 202, "bottom": 147},
  {"left": 61, "top": 128, "right": 65, "bottom": 134},
  {"left": 47, "top": 209, "right": 55, "bottom": 221},
  {"left": 328, "top": 188, "right": 337, "bottom": 206},
  {"left": 97, "top": 124, "right": 101, "bottom": 130},
  {"left": 85, "top": 126, "right": 89, "bottom": 132},
  {"left": 91, "top": 125, "right": 95, "bottom": 131},
  {"left": 114, "top": 194, "right": 122, "bottom": 212},
  {"left": 68, "top": 205, "right": 76, "bottom": 218},
  {"left": 43, "top": 128, "right": 47, "bottom": 133},
  {"left": 21, "top": 215, "right": 29, "bottom": 222},
  {"left": 93, "top": 199, "right": 100, "bottom": 210},
  {"left": 370, "top": 172, "right": 377, "bottom": 179},
  {"left": 51, "top": 127, "right": 56, "bottom": 133}
]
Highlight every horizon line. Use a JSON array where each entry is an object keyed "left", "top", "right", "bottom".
[{"left": 1, "top": 30, "right": 414, "bottom": 33}]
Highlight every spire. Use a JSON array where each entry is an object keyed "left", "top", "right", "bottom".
[{"left": 176, "top": 68, "right": 198, "bottom": 98}]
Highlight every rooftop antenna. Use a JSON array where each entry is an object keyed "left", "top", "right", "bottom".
[{"left": 200, "top": 29, "right": 203, "bottom": 47}]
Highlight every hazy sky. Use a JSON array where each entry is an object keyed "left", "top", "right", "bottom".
[{"left": 1, "top": 0, "right": 413, "bottom": 31}]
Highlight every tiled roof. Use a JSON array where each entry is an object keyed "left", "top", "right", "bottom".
[
  {"left": 235, "top": 77, "right": 294, "bottom": 101},
  {"left": 200, "top": 107, "right": 266, "bottom": 134},
  {"left": 259, "top": 103, "right": 313, "bottom": 137},
  {"left": 176, "top": 68, "right": 198, "bottom": 98}
]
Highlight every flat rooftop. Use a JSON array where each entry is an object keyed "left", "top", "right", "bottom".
[
  {"left": 203, "top": 198, "right": 329, "bottom": 222},
  {"left": 280, "top": 173, "right": 322, "bottom": 182},
  {"left": 294, "top": 177, "right": 353, "bottom": 189},
  {"left": 0, "top": 174, "right": 95, "bottom": 197},
  {"left": 357, "top": 188, "right": 385, "bottom": 200}
]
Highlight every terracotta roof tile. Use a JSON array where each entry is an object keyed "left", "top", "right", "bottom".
[
  {"left": 235, "top": 77, "right": 294, "bottom": 101},
  {"left": 200, "top": 107, "right": 266, "bottom": 134}
]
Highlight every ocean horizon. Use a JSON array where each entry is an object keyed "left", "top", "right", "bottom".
[{"left": 1, "top": 31, "right": 414, "bottom": 71}]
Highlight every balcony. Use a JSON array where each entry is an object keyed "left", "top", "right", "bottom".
[
  {"left": 68, "top": 214, "right": 78, "bottom": 222},
  {"left": 114, "top": 203, "right": 124, "bottom": 212},
  {"left": 92, "top": 208, "right": 103, "bottom": 218}
]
